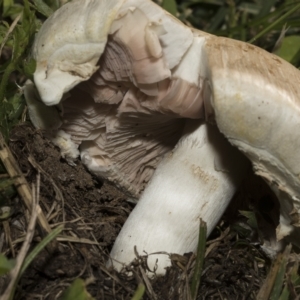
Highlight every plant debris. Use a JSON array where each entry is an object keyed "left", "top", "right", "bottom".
[{"left": 0, "top": 124, "right": 274, "bottom": 299}]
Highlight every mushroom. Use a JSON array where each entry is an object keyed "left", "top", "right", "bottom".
[{"left": 25, "top": 0, "right": 300, "bottom": 275}]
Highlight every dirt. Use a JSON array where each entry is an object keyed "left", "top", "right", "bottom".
[{"left": 0, "top": 123, "right": 273, "bottom": 299}]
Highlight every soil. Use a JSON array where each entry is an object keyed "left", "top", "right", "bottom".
[{"left": 0, "top": 123, "right": 275, "bottom": 299}]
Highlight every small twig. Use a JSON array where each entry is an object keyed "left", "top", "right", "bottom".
[
  {"left": 64, "top": 201, "right": 103, "bottom": 253},
  {"left": 46, "top": 200, "right": 58, "bottom": 219},
  {"left": 56, "top": 235, "right": 100, "bottom": 245},
  {"left": 49, "top": 217, "right": 83, "bottom": 227},
  {"left": 138, "top": 266, "right": 157, "bottom": 300},
  {"left": 0, "top": 174, "right": 10, "bottom": 179},
  {"left": 0, "top": 133, "right": 52, "bottom": 235},
  {"left": 205, "top": 227, "right": 230, "bottom": 257},
  {"left": 48, "top": 208, "right": 62, "bottom": 223},
  {"left": 98, "top": 264, "right": 133, "bottom": 293}
]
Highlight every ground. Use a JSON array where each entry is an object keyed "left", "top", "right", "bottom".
[{"left": 0, "top": 123, "right": 274, "bottom": 299}]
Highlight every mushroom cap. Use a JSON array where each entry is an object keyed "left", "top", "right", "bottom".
[
  {"left": 201, "top": 35, "right": 300, "bottom": 239},
  {"left": 32, "top": 0, "right": 124, "bottom": 105}
]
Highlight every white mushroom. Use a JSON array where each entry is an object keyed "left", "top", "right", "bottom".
[{"left": 25, "top": 0, "right": 300, "bottom": 275}]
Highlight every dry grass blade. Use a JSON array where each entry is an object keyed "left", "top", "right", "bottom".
[
  {"left": 28, "top": 154, "right": 66, "bottom": 223},
  {"left": 0, "top": 133, "right": 52, "bottom": 236},
  {"left": 205, "top": 226, "right": 230, "bottom": 257},
  {"left": 56, "top": 236, "right": 99, "bottom": 245},
  {"left": 257, "top": 244, "right": 292, "bottom": 299},
  {"left": 138, "top": 266, "right": 157, "bottom": 300},
  {"left": 1, "top": 178, "right": 40, "bottom": 300},
  {"left": 0, "top": 13, "right": 22, "bottom": 58},
  {"left": 270, "top": 244, "right": 292, "bottom": 300}
]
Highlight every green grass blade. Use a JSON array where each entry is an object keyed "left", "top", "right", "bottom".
[
  {"left": 162, "top": 0, "right": 177, "bottom": 16},
  {"left": 190, "top": 219, "right": 207, "bottom": 300},
  {"left": 131, "top": 283, "right": 145, "bottom": 300},
  {"left": 60, "top": 278, "right": 95, "bottom": 300},
  {"left": 256, "top": 0, "right": 278, "bottom": 18},
  {"left": 20, "top": 225, "right": 63, "bottom": 276},
  {"left": 0, "top": 254, "right": 15, "bottom": 276},
  {"left": 269, "top": 245, "right": 292, "bottom": 300},
  {"left": 248, "top": 3, "right": 300, "bottom": 43},
  {"left": 257, "top": 245, "right": 291, "bottom": 300},
  {"left": 32, "top": 0, "right": 54, "bottom": 17}
]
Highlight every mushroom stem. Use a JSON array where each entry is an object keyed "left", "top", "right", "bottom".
[{"left": 108, "top": 120, "right": 249, "bottom": 274}]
